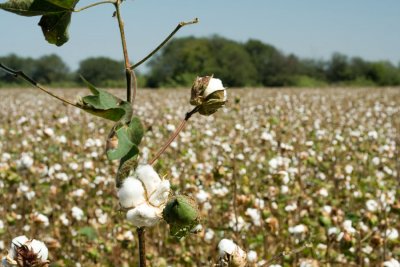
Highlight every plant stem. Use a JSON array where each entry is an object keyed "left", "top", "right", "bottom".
[
  {"left": 114, "top": 0, "right": 136, "bottom": 104},
  {"left": 113, "top": 2, "right": 143, "bottom": 266},
  {"left": 149, "top": 107, "right": 199, "bottom": 165},
  {"left": 73, "top": 0, "right": 115, "bottom": 12},
  {"left": 137, "top": 227, "right": 146, "bottom": 267},
  {"left": 130, "top": 18, "right": 199, "bottom": 70},
  {"left": 0, "top": 63, "right": 77, "bottom": 107}
]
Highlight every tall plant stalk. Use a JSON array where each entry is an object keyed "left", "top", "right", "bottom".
[{"left": 113, "top": 1, "right": 145, "bottom": 265}]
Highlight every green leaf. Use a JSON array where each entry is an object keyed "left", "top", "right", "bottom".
[
  {"left": 78, "top": 76, "right": 133, "bottom": 122},
  {"left": 127, "top": 117, "right": 144, "bottom": 145},
  {"left": 0, "top": 0, "right": 67, "bottom": 16},
  {"left": 0, "top": 0, "right": 79, "bottom": 46},
  {"left": 107, "top": 125, "right": 138, "bottom": 160},
  {"left": 39, "top": 12, "right": 72, "bottom": 46},
  {"left": 106, "top": 117, "right": 144, "bottom": 161}
]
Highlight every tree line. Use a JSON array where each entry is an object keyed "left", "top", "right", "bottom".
[{"left": 1, "top": 36, "right": 400, "bottom": 88}]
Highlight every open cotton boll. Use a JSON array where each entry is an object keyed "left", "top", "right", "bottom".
[
  {"left": 218, "top": 239, "right": 247, "bottom": 267},
  {"left": 28, "top": 239, "right": 48, "bottom": 261},
  {"left": 148, "top": 180, "right": 170, "bottom": 207},
  {"left": 204, "top": 78, "right": 225, "bottom": 98},
  {"left": 218, "top": 239, "right": 237, "bottom": 256},
  {"left": 247, "top": 250, "right": 257, "bottom": 263},
  {"left": 135, "top": 165, "right": 162, "bottom": 195},
  {"left": 8, "top": 235, "right": 29, "bottom": 259},
  {"left": 126, "top": 204, "right": 162, "bottom": 227},
  {"left": 4, "top": 236, "right": 49, "bottom": 266},
  {"left": 383, "top": 259, "right": 400, "bottom": 267},
  {"left": 118, "top": 177, "right": 146, "bottom": 208}
]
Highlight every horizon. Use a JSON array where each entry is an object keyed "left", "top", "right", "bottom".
[{"left": 0, "top": 0, "right": 400, "bottom": 71}]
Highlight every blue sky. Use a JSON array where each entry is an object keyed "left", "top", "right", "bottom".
[{"left": 0, "top": 0, "right": 399, "bottom": 71}]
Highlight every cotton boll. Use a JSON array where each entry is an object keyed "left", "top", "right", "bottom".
[
  {"left": 288, "top": 224, "right": 308, "bottom": 234},
  {"left": 135, "top": 165, "right": 161, "bottom": 195},
  {"left": 28, "top": 239, "right": 48, "bottom": 261},
  {"left": 345, "top": 165, "right": 353, "bottom": 174},
  {"left": 8, "top": 235, "right": 29, "bottom": 259},
  {"left": 17, "top": 154, "right": 33, "bottom": 169},
  {"left": 386, "top": 228, "right": 399, "bottom": 240},
  {"left": 218, "top": 239, "right": 247, "bottom": 267},
  {"left": 204, "top": 78, "right": 225, "bottom": 98},
  {"left": 148, "top": 180, "right": 170, "bottom": 207},
  {"left": 43, "top": 127, "right": 54, "bottom": 137},
  {"left": 204, "top": 229, "right": 215, "bottom": 242},
  {"left": 126, "top": 204, "right": 162, "bottom": 227},
  {"left": 71, "top": 206, "right": 84, "bottom": 221},
  {"left": 33, "top": 213, "right": 49, "bottom": 227},
  {"left": 196, "top": 189, "right": 210, "bottom": 204},
  {"left": 59, "top": 213, "right": 69, "bottom": 226},
  {"left": 366, "top": 199, "right": 379, "bottom": 212},
  {"left": 118, "top": 177, "right": 146, "bottom": 208},
  {"left": 343, "top": 220, "right": 356, "bottom": 234},
  {"left": 6, "top": 236, "right": 48, "bottom": 265},
  {"left": 218, "top": 239, "right": 237, "bottom": 256},
  {"left": 328, "top": 227, "right": 338, "bottom": 236},
  {"left": 245, "top": 208, "right": 262, "bottom": 226},
  {"left": 247, "top": 250, "right": 257, "bottom": 263},
  {"left": 383, "top": 258, "right": 400, "bottom": 267}
]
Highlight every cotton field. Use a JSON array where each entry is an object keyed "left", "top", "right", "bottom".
[{"left": 0, "top": 88, "right": 399, "bottom": 266}]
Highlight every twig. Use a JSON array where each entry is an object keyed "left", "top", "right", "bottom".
[
  {"left": 137, "top": 227, "right": 146, "bottom": 267},
  {"left": 149, "top": 106, "right": 199, "bottom": 165},
  {"left": 130, "top": 18, "right": 199, "bottom": 70},
  {"left": 0, "top": 63, "right": 77, "bottom": 107},
  {"left": 73, "top": 0, "right": 115, "bottom": 12}
]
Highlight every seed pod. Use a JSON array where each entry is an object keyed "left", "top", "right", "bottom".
[
  {"left": 189, "top": 75, "right": 227, "bottom": 116},
  {"left": 163, "top": 195, "right": 200, "bottom": 239}
]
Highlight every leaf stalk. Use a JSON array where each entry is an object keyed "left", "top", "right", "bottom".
[{"left": 73, "top": 0, "right": 116, "bottom": 12}]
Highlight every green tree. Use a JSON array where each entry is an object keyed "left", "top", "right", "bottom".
[
  {"left": 32, "top": 54, "right": 70, "bottom": 84},
  {"left": 147, "top": 37, "right": 217, "bottom": 88},
  {"left": 298, "top": 58, "right": 327, "bottom": 81},
  {"left": 77, "top": 57, "right": 125, "bottom": 87},
  {"left": 366, "top": 61, "right": 400, "bottom": 86},
  {"left": 208, "top": 36, "right": 258, "bottom": 87},
  {"left": 326, "top": 53, "right": 352, "bottom": 83},
  {"left": 244, "top": 39, "right": 289, "bottom": 86},
  {"left": 0, "top": 54, "right": 35, "bottom": 84},
  {"left": 147, "top": 36, "right": 258, "bottom": 88}
]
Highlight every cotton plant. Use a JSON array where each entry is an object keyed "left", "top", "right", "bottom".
[{"left": 0, "top": 1, "right": 228, "bottom": 265}]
